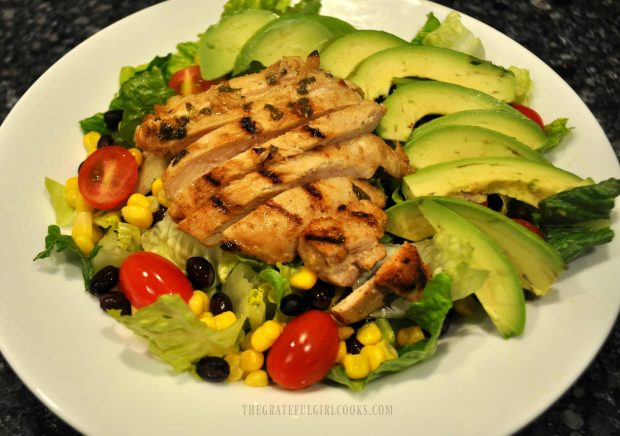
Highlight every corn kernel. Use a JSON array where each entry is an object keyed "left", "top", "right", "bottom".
[
  {"left": 83, "top": 131, "right": 100, "bottom": 154},
  {"left": 156, "top": 189, "right": 170, "bottom": 208},
  {"left": 65, "top": 176, "right": 79, "bottom": 208},
  {"left": 396, "top": 325, "right": 425, "bottom": 347},
  {"left": 240, "top": 349, "right": 265, "bottom": 373},
  {"left": 335, "top": 341, "right": 347, "bottom": 364},
  {"left": 356, "top": 322, "right": 382, "bottom": 346},
  {"left": 75, "top": 190, "right": 94, "bottom": 213},
  {"left": 251, "top": 320, "right": 282, "bottom": 352},
  {"left": 128, "top": 147, "right": 143, "bottom": 167},
  {"left": 126, "top": 193, "right": 151, "bottom": 209},
  {"left": 73, "top": 234, "right": 94, "bottom": 255},
  {"left": 289, "top": 266, "right": 318, "bottom": 290},
  {"left": 199, "top": 312, "right": 216, "bottom": 329},
  {"left": 338, "top": 326, "right": 354, "bottom": 341},
  {"left": 213, "top": 311, "right": 237, "bottom": 330},
  {"left": 72, "top": 211, "right": 94, "bottom": 255},
  {"left": 361, "top": 345, "right": 387, "bottom": 371},
  {"left": 151, "top": 178, "right": 164, "bottom": 196},
  {"left": 244, "top": 369, "right": 269, "bottom": 387},
  {"left": 377, "top": 340, "right": 398, "bottom": 361},
  {"left": 188, "top": 291, "right": 207, "bottom": 316},
  {"left": 343, "top": 354, "right": 370, "bottom": 380},
  {"left": 121, "top": 205, "right": 153, "bottom": 229},
  {"left": 224, "top": 353, "right": 244, "bottom": 382}
]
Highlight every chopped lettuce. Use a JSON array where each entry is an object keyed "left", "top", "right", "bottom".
[
  {"left": 411, "top": 12, "right": 441, "bottom": 45},
  {"left": 223, "top": 263, "right": 267, "bottom": 330},
  {"left": 110, "top": 294, "right": 245, "bottom": 372},
  {"left": 508, "top": 66, "right": 532, "bottom": 104},
  {"left": 33, "top": 225, "right": 100, "bottom": 287},
  {"left": 537, "top": 179, "right": 620, "bottom": 262},
  {"left": 326, "top": 273, "right": 453, "bottom": 390},
  {"left": 92, "top": 222, "right": 142, "bottom": 271},
  {"left": 259, "top": 265, "right": 292, "bottom": 309},
  {"left": 44, "top": 177, "right": 74, "bottom": 227},
  {"left": 221, "top": 0, "right": 321, "bottom": 16},
  {"left": 78, "top": 113, "right": 109, "bottom": 135},
  {"left": 421, "top": 12, "right": 485, "bottom": 59},
  {"left": 167, "top": 41, "right": 199, "bottom": 79},
  {"left": 541, "top": 118, "right": 572, "bottom": 153}
]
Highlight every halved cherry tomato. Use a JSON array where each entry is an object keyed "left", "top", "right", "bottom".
[
  {"left": 511, "top": 103, "right": 545, "bottom": 130},
  {"left": 266, "top": 310, "right": 339, "bottom": 390},
  {"left": 119, "top": 252, "right": 194, "bottom": 309},
  {"left": 78, "top": 145, "right": 138, "bottom": 210},
  {"left": 168, "top": 65, "right": 211, "bottom": 96},
  {"left": 512, "top": 218, "right": 545, "bottom": 239}
]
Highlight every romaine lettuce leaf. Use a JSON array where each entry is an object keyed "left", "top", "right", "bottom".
[
  {"left": 411, "top": 12, "right": 441, "bottom": 45},
  {"left": 421, "top": 12, "right": 485, "bottom": 58},
  {"left": 167, "top": 41, "right": 199, "bottom": 79},
  {"left": 44, "top": 177, "right": 74, "bottom": 227},
  {"left": 326, "top": 273, "right": 453, "bottom": 390},
  {"left": 78, "top": 113, "right": 109, "bottom": 135},
  {"left": 92, "top": 222, "right": 141, "bottom": 271},
  {"left": 110, "top": 294, "right": 245, "bottom": 372},
  {"left": 223, "top": 263, "right": 267, "bottom": 330},
  {"left": 541, "top": 118, "right": 572, "bottom": 153},
  {"left": 508, "top": 66, "right": 532, "bottom": 104},
  {"left": 221, "top": 0, "right": 321, "bottom": 16}
]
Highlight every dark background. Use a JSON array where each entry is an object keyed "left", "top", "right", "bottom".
[{"left": 1, "top": 0, "right": 619, "bottom": 434}]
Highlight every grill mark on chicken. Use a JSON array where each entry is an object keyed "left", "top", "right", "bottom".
[
  {"left": 304, "top": 125, "right": 326, "bottom": 138},
  {"left": 264, "top": 103, "right": 283, "bottom": 120},
  {"left": 171, "top": 149, "right": 188, "bottom": 166},
  {"left": 348, "top": 210, "right": 378, "bottom": 226},
  {"left": 202, "top": 173, "right": 221, "bottom": 187},
  {"left": 167, "top": 101, "right": 384, "bottom": 220},
  {"left": 303, "top": 183, "right": 323, "bottom": 199},
  {"left": 297, "top": 76, "right": 317, "bottom": 95},
  {"left": 263, "top": 201, "right": 303, "bottom": 225},
  {"left": 304, "top": 233, "right": 346, "bottom": 245},
  {"left": 178, "top": 134, "right": 405, "bottom": 246},
  {"left": 287, "top": 97, "right": 313, "bottom": 118},
  {"left": 239, "top": 116, "right": 259, "bottom": 134},
  {"left": 258, "top": 168, "right": 282, "bottom": 184},
  {"left": 210, "top": 196, "right": 229, "bottom": 214}
]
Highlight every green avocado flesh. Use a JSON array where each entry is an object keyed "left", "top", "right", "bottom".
[
  {"left": 386, "top": 198, "right": 525, "bottom": 338},
  {"left": 409, "top": 109, "right": 548, "bottom": 151},
  {"left": 402, "top": 156, "right": 591, "bottom": 207},
  {"left": 233, "top": 14, "right": 355, "bottom": 75},
  {"left": 377, "top": 80, "right": 520, "bottom": 141},
  {"left": 320, "top": 29, "right": 408, "bottom": 79},
  {"left": 404, "top": 125, "right": 549, "bottom": 169},
  {"left": 348, "top": 45, "right": 515, "bottom": 102},
  {"left": 199, "top": 9, "right": 278, "bottom": 80}
]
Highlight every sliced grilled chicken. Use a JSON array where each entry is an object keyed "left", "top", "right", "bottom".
[
  {"left": 162, "top": 79, "right": 364, "bottom": 200},
  {"left": 178, "top": 134, "right": 408, "bottom": 246},
  {"left": 135, "top": 56, "right": 357, "bottom": 158},
  {"left": 330, "top": 243, "right": 429, "bottom": 324},
  {"left": 221, "top": 178, "right": 386, "bottom": 264},
  {"left": 168, "top": 100, "right": 385, "bottom": 220},
  {"left": 297, "top": 200, "right": 388, "bottom": 287}
]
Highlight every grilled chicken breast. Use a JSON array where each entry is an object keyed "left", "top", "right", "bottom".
[
  {"left": 220, "top": 177, "right": 386, "bottom": 264},
  {"left": 177, "top": 134, "right": 408, "bottom": 246},
  {"left": 168, "top": 100, "right": 385, "bottom": 221}
]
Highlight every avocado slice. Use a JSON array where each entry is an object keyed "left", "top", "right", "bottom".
[
  {"left": 376, "top": 80, "right": 521, "bottom": 141},
  {"left": 233, "top": 14, "right": 355, "bottom": 75},
  {"left": 348, "top": 45, "right": 515, "bottom": 102},
  {"left": 320, "top": 30, "right": 408, "bottom": 79},
  {"left": 434, "top": 197, "right": 564, "bottom": 296},
  {"left": 386, "top": 198, "right": 525, "bottom": 338},
  {"left": 409, "top": 109, "right": 548, "bottom": 151},
  {"left": 402, "top": 157, "right": 591, "bottom": 207},
  {"left": 198, "top": 9, "right": 279, "bottom": 80},
  {"left": 404, "top": 125, "right": 549, "bottom": 169}
]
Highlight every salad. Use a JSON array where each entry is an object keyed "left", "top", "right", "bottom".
[{"left": 33, "top": 0, "right": 620, "bottom": 392}]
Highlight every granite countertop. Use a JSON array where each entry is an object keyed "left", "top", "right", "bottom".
[{"left": 1, "top": 0, "right": 618, "bottom": 434}]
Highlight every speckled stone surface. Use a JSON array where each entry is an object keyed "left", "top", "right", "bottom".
[{"left": 0, "top": 0, "right": 618, "bottom": 434}]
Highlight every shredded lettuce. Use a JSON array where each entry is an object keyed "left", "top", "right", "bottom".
[
  {"left": 326, "top": 273, "right": 452, "bottom": 390},
  {"left": 421, "top": 12, "right": 485, "bottom": 59},
  {"left": 411, "top": 12, "right": 441, "bottom": 45},
  {"left": 508, "top": 66, "right": 532, "bottom": 104},
  {"left": 44, "top": 177, "right": 74, "bottom": 227},
  {"left": 259, "top": 265, "right": 292, "bottom": 309},
  {"left": 541, "top": 118, "right": 572, "bottom": 153},
  {"left": 221, "top": 0, "right": 321, "bottom": 16},
  {"left": 92, "top": 222, "right": 142, "bottom": 271},
  {"left": 223, "top": 264, "right": 267, "bottom": 330},
  {"left": 110, "top": 294, "right": 245, "bottom": 372}
]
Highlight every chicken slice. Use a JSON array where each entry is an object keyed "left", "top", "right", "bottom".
[
  {"left": 162, "top": 79, "right": 364, "bottom": 200},
  {"left": 221, "top": 178, "right": 386, "bottom": 264},
  {"left": 168, "top": 100, "right": 385, "bottom": 221},
  {"left": 330, "top": 243, "right": 429, "bottom": 325},
  {"left": 297, "top": 200, "right": 388, "bottom": 287},
  {"left": 177, "top": 134, "right": 409, "bottom": 246}
]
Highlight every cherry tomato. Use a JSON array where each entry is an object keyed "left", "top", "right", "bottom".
[
  {"left": 266, "top": 310, "right": 339, "bottom": 390},
  {"left": 119, "top": 252, "right": 194, "bottom": 309},
  {"left": 511, "top": 103, "right": 545, "bottom": 130},
  {"left": 168, "top": 65, "right": 211, "bottom": 96},
  {"left": 78, "top": 146, "right": 138, "bottom": 210},
  {"left": 512, "top": 218, "right": 545, "bottom": 239}
]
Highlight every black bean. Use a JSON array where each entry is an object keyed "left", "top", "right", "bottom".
[
  {"left": 280, "top": 293, "right": 307, "bottom": 317},
  {"left": 209, "top": 292, "right": 233, "bottom": 315},
  {"left": 345, "top": 335, "right": 364, "bottom": 355},
  {"left": 152, "top": 205, "right": 167, "bottom": 226},
  {"left": 195, "top": 356, "right": 230, "bottom": 382},
  {"left": 97, "top": 133, "right": 115, "bottom": 148},
  {"left": 103, "top": 109, "right": 124, "bottom": 131},
  {"left": 303, "top": 281, "right": 335, "bottom": 311},
  {"left": 99, "top": 292, "right": 131, "bottom": 316},
  {"left": 89, "top": 265, "right": 119, "bottom": 296},
  {"left": 186, "top": 257, "right": 215, "bottom": 289}
]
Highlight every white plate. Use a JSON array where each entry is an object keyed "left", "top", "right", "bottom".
[{"left": 0, "top": 0, "right": 618, "bottom": 434}]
